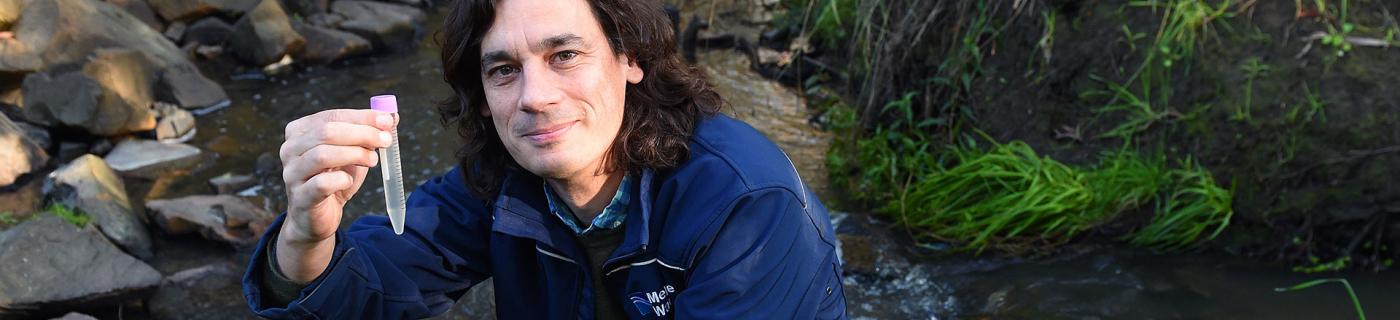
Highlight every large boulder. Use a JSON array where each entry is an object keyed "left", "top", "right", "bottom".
[
  {"left": 104, "top": 0, "right": 164, "bottom": 31},
  {"left": 145, "top": 0, "right": 257, "bottom": 22},
  {"left": 145, "top": 194, "right": 274, "bottom": 246},
  {"left": 184, "top": 16, "right": 234, "bottom": 45},
  {"left": 156, "top": 62, "right": 229, "bottom": 109},
  {"left": 147, "top": 263, "right": 249, "bottom": 320},
  {"left": 230, "top": 0, "right": 303, "bottom": 66},
  {"left": 330, "top": 0, "right": 425, "bottom": 49},
  {"left": 281, "top": 0, "right": 328, "bottom": 17},
  {"left": 103, "top": 139, "right": 201, "bottom": 179},
  {"left": 8, "top": 0, "right": 227, "bottom": 108},
  {"left": 0, "top": 215, "right": 162, "bottom": 316},
  {"left": 292, "top": 21, "right": 370, "bottom": 65},
  {"left": 21, "top": 48, "right": 158, "bottom": 136},
  {"left": 45, "top": 154, "right": 154, "bottom": 259},
  {"left": 0, "top": 112, "right": 47, "bottom": 187}
]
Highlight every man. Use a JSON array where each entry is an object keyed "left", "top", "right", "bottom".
[{"left": 242, "top": 0, "right": 847, "bottom": 318}]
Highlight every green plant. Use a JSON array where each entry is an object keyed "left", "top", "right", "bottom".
[
  {"left": 885, "top": 140, "right": 1098, "bottom": 253},
  {"left": 1089, "top": 0, "right": 1231, "bottom": 140},
  {"left": 1121, "top": 25, "right": 1149, "bottom": 52},
  {"left": 1083, "top": 75, "right": 1171, "bottom": 139},
  {"left": 1286, "top": 83, "right": 1328, "bottom": 124},
  {"left": 1235, "top": 57, "right": 1273, "bottom": 122},
  {"left": 1275, "top": 278, "right": 1367, "bottom": 320},
  {"left": 48, "top": 203, "right": 90, "bottom": 227},
  {"left": 1293, "top": 255, "right": 1352, "bottom": 273},
  {"left": 0, "top": 212, "right": 19, "bottom": 225},
  {"left": 1129, "top": 158, "right": 1234, "bottom": 250}
]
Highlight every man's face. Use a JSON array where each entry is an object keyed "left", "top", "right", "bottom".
[{"left": 478, "top": 0, "right": 643, "bottom": 180}]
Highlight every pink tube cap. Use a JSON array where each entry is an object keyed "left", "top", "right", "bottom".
[{"left": 370, "top": 95, "right": 398, "bottom": 113}]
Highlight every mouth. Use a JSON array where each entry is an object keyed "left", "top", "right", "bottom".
[{"left": 521, "top": 120, "right": 577, "bottom": 144}]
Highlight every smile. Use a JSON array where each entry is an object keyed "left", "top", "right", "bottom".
[{"left": 521, "top": 120, "right": 577, "bottom": 144}]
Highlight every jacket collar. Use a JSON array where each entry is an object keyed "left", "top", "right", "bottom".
[{"left": 490, "top": 169, "right": 656, "bottom": 262}]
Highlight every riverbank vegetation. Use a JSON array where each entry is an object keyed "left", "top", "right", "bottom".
[{"left": 773, "top": 0, "right": 1400, "bottom": 271}]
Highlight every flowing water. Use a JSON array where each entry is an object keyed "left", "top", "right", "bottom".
[{"left": 149, "top": 6, "right": 1400, "bottom": 320}]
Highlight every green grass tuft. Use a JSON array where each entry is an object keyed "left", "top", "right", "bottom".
[
  {"left": 1129, "top": 158, "right": 1234, "bottom": 250},
  {"left": 48, "top": 203, "right": 91, "bottom": 228}
]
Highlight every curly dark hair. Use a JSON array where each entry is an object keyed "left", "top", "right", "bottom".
[{"left": 436, "top": 0, "right": 723, "bottom": 200}]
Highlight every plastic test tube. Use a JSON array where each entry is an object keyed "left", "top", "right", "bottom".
[{"left": 370, "top": 95, "right": 408, "bottom": 235}]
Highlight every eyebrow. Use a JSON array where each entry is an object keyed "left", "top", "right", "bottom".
[{"left": 479, "top": 33, "right": 586, "bottom": 71}]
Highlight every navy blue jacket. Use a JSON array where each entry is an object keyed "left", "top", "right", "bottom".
[{"left": 242, "top": 115, "right": 848, "bottom": 319}]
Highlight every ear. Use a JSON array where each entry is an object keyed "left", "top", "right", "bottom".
[{"left": 622, "top": 55, "right": 643, "bottom": 84}]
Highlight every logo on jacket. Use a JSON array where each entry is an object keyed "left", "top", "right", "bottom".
[{"left": 628, "top": 285, "right": 676, "bottom": 317}]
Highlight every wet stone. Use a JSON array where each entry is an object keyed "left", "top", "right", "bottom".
[
  {"left": 103, "top": 139, "right": 202, "bottom": 179},
  {"left": 147, "top": 263, "right": 251, "bottom": 320},
  {"left": 104, "top": 0, "right": 165, "bottom": 31},
  {"left": 20, "top": 49, "right": 159, "bottom": 136},
  {"left": 164, "top": 21, "right": 186, "bottom": 42},
  {"left": 330, "top": 0, "right": 425, "bottom": 49},
  {"left": 293, "top": 20, "right": 371, "bottom": 65},
  {"left": 0, "top": 112, "right": 48, "bottom": 187},
  {"left": 184, "top": 17, "right": 234, "bottom": 46},
  {"left": 45, "top": 154, "right": 154, "bottom": 259},
  {"left": 0, "top": 216, "right": 162, "bottom": 317},
  {"left": 150, "top": 102, "right": 197, "bottom": 142},
  {"left": 209, "top": 172, "right": 255, "bottom": 194},
  {"left": 49, "top": 312, "right": 100, "bottom": 320},
  {"left": 230, "top": 0, "right": 304, "bottom": 66},
  {"left": 145, "top": 194, "right": 275, "bottom": 246}
]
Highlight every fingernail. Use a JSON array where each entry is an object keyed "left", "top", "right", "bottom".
[
  {"left": 376, "top": 114, "right": 392, "bottom": 128},
  {"left": 379, "top": 131, "right": 392, "bottom": 147}
]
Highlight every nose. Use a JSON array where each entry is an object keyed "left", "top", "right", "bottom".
[{"left": 517, "top": 61, "right": 564, "bottom": 114}]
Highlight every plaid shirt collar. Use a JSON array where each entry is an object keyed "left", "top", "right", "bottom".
[{"left": 542, "top": 174, "right": 632, "bottom": 235}]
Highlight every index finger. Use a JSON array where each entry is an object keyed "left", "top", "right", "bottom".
[{"left": 314, "top": 109, "right": 396, "bottom": 131}]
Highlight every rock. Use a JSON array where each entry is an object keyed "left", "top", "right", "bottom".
[
  {"left": 0, "top": 0, "right": 22, "bottom": 30},
  {"left": 0, "top": 112, "right": 48, "bottom": 187},
  {"left": 55, "top": 142, "right": 88, "bottom": 164},
  {"left": 163, "top": 21, "right": 186, "bottom": 42},
  {"left": 305, "top": 12, "right": 343, "bottom": 28},
  {"left": 104, "top": 0, "right": 165, "bottom": 31},
  {"left": 281, "top": 0, "right": 328, "bottom": 17},
  {"left": 145, "top": 0, "right": 257, "bottom": 22},
  {"left": 195, "top": 44, "right": 224, "bottom": 60},
  {"left": 21, "top": 48, "right": 159, "bottom": 136},
  {"left": 382, "top": 0, "right": 423, "bottom": 7},
  {"left": 147, "top": 263, "right": 251, "bottom": 320},
  {"left": 145, "top": 195, "right": 275, "bottom": 245},
  {"left": 150, "top": 102, "right": 195, "bottom": 141},
  {"left": 10, "top": 0, "right": 184, "bottom": 72},
  {"left": 10, "top": 0, "right": 225, "bottom": 107},
  {"left": 45, "top": 154, "right": 154, "bottom": 259},
  {"left": 208, "top": 172, "right": 255, "bottom": 194},
  {"left": 12, "top": 119, "right": 49, "bottom": 150},
  {"left": 155, "top": 62, "right": 229, "bottom": 109},
  {"left": 103, "top": 139, "right": 201, "bottom": 179},
  {"left": 292, "top": 21, "right": 370, "bottom": 64},
  {"left": 0, "top": 174, "right": 42, "bottom": 224},
  {"left": 330, "top": 0, "right": 425, "bottom": 49},
  {"left": 0, "top": 215, "right": 162, "bottom": 316},
  {"left": 230, "top": 0, "right": 304, "bottom": 66},
  {"left": 50, "top": 312, "right": 100, "bottom": 320},
  {"left": 88, "top": 139, "right": 114, "bottom": 156},
  {"left": 184, "top": 16, "right": 234, "bottom": 45}
]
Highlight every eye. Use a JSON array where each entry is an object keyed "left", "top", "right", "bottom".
[
  {"left": 552, "top": 51, "right": 579, "bottom": 63},
  {"left": 488, "top": 65, "right": 518, "bottom": 78}
]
